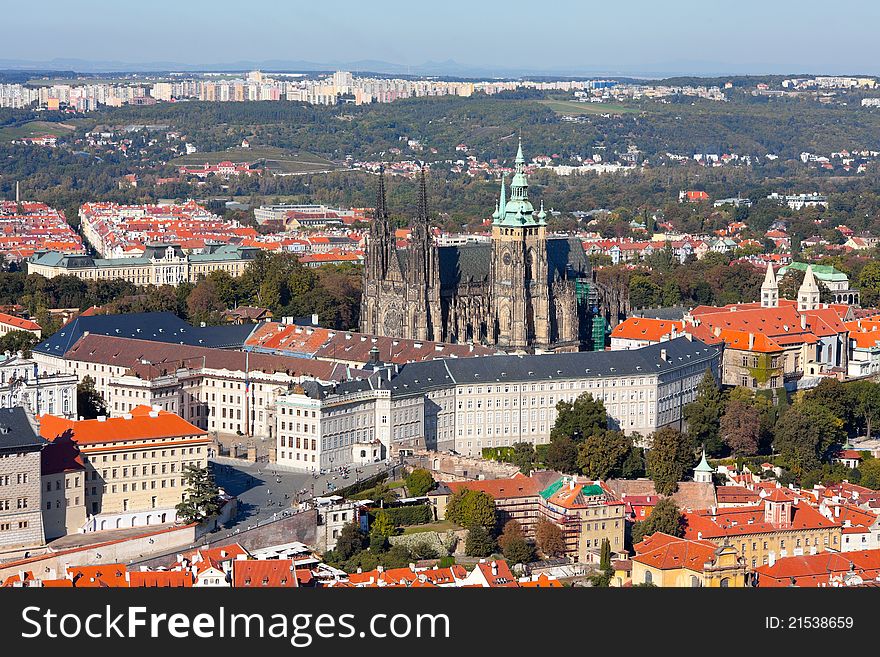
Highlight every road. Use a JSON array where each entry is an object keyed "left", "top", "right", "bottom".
[{"left": 208, "top": 458, "right": 401, "bottom": 528}]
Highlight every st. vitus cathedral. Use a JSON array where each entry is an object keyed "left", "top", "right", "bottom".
[{"left": 360, "top": 140, "right": 592, "bottom": 353}]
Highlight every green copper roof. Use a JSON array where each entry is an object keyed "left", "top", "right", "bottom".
[
  {"left": 694, "top": 450, "right": 714, "bottom": 473},
  {"left": 492, "top": 138, "right": 546, "bottom": 228},
  {"left": 780, "top": 261, "right": 848, "bottom": 282}
]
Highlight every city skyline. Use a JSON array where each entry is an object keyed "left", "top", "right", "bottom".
[{"left": 2, "top": 0, "right": 880, "bottom": 77}]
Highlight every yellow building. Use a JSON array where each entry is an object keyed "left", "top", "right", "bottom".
[
  {"left": 631, "top": 532, "right": 748, "bottom": 587},
  {"left": 683, "top": 490, "right": 842, "bottom": 570},
  {"left": 39, "top": 405, "right": 210, "bottom": 532}
]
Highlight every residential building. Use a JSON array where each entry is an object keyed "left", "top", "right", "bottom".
[
  {"left": 0, "top": 353, "right": 77, "bottom": 419},
  {"left": 683, "top": 488, "right": 842, "bottom": 570},
  {"left": 754, "top": 549, "right": 880, "bottom": 587},
  {"left": 631, "top": 532, "right": 748, "bottom": 587},
  {"left": 28, "top": 243, "right": 264, "bottom": 286},
  {"left": 38, "top": 406, "right": 211, "bottom": 531},
  {"left": 0, "top": 407, "right": 45, "bottom": 550}
]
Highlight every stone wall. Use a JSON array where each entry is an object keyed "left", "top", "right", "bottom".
[
  {"left": 402, "top": 450, "right": 520, "bottom": 482},
  {"left": 0, "top": 523, "right": 198, "bottom": 582}
]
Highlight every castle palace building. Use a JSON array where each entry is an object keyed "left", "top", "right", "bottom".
[{"left": 361, "top": 140, "right": 592, "bottom": 352}]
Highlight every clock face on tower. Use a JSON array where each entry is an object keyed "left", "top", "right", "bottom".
[{"left": 502, "top": 252, "right": 512, "bottom": 266}]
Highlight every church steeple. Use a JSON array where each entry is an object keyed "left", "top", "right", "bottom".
[
  {"left": 798, "top": 264, "right": 820, "bottom": 311},
  {"left": 492, "top": 138, "right": 542, "bottom": 227},
  {"left": 368, "top": 166, "right": 392, "bottom": 278},
  {"left": 761, "top": 262, "right": 778, "bottom": 308}
]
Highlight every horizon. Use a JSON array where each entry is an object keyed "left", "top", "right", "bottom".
[{"left": 2, "top": 0, "right": 880, "bottom": 78}]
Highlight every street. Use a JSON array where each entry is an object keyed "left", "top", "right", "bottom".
[{"left": 208, "top": 457, "right": 397, "bottom": 528}]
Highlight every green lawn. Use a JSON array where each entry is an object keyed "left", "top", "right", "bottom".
[
  {"left": 171, "top": 145, "right": 338, "bottom": 174},
  {"left": 0, "top": 120, "right": 76, "bottom": 141},
  {"left": 402, "top": 520, "right": 462, "bottom": 535},
  {"left": 537, "top": 99, "right": 642, "bottom": 116}
]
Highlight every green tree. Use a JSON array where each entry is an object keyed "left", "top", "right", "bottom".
[
  {"left": 445, "top": 489, "right": 497, "bottom": 531},
  {"left": 577, "top": 430, "right": 632, "bottom": 479},
  {"left": 631, "top": 498, "right": 686, "bottom": 544},
  {"left": 465, "top": 524, "right": 496, "bottom": 557},
  {"left": 535, "top": 518, "right": 566, "bottom": 558},
  {"left": 509, "top": 442, "right": 536, "bottom": 475},
  {"left": 370, "top": 510, "right": 396, "bottom": 539},
  {"left": 851, "top": 381, "right": 880, "bottom": 439},
  {"left": 599, "top": 538, "right": 612, "bottom": 571},
  {"left": 544, "top": 435, "right": 579, "bottom": 474},
  {"left": 774, "top": 403, "right": 846, "bottom": 475},
  {"left": 186, "top": 279, "right": 225, "bottom": 325},
  {"left": 683, "top": 369, "right": 724, "bottom": 455},
  {"left": 76, "top": 375, "right": 106, "bottom": 419},
  {"left": 550, "top": 393, "right": 609, "bottom": 443},
  {"left": 404, "top": 468, "right": 435, "bottom": 497},
  {"left": 175, "top": 465, "right": 221, "bottom": 524},
  {"left": 0, "top": 329, "right": 39, "bottom": 358},
  {"left": 335, "top": 520, "right": 364, "bottom": 561},
  {"left": 646, "top": 427, "right": 694, "bottom": 495},
  {"left": 858, "top": 458, "right": 880, "bottom": 490}
]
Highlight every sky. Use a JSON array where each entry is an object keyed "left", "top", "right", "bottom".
[{"left": 2, "top": 0, "right": 880, "bottom": 76}]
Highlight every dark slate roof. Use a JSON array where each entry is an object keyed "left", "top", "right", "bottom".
[
  {"left": 546, "top": 237, "right": 590, "bottom": 282},
  {"left": 437, "top": 244, "right": 491, "bottom": 289},
  {"left": 434, "top": 238, "right": 590, "bottom": 291},
  {"left": 0, "top": 407, "right": 45, "bottom": 453},
  {"left": 299, "top": 372, "right": 391, "bottom": 400},
  {"left": 389, "top": 336, "right": 720, "bottom": 396},
  {"left": 34, "top": 312, "right": 258, "bottom": 358},
  {"left": 632, "top": 306, "right": 691, "bottom": 321}
]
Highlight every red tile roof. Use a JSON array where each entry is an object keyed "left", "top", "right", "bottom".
[
  {"left": 39, "top": 406, "right": 207, "bottom": 446},
  {"left": 233, "top": 560, "right": 299, "bottom": 587}
]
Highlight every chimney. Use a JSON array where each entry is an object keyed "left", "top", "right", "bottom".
[
  {"left": 748, "top": 333, "right": 755, "bottom": 350},
  {"left": 800, "top": 314, "right": 807, "bottom": 330},
  {"left": 660, "top": 348, "right": 667, "bottom": 362},
  {"left": 491, "top": 561, "right": 498, "bottom": 576},
  {"left": 835, "top": 506, "right": 840, "bottom": 517},
  {"left": 96, "top": 416, "right": 106, "bottom": 422}
]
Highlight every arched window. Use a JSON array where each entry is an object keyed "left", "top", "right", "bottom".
[
  {"left": 720, "top": 577, "right": 730, "bottom": 588},
  {"left": 644, "top": 570, "right": 653, "bottom": 585},
  {"left": 690, "top": 575, "right": 700, "bottom": 588}
]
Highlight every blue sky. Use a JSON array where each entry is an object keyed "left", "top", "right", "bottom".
[{"left": 2, "top": 0, "right": 879, "bottom": 76}]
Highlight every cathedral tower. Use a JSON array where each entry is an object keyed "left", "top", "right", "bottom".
[{"left": 488, "top": 138, "right": 550, "bottom": 350}]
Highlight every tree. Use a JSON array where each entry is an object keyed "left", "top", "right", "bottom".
[
  {"left": 720, "top": 399, "right": 762, "bottom": 456},
  {"left": 621, "top": 446, "right": 646, "bottom": 478},
  {"left": 0, "top": 329, "right": 39, "bottom": 358},
  {"left": 498, "top": 519, "right": 533, "bottom": 564},
  {"left": 186, "top": 279, "right": 225, "bottom": 325},
  {"left": 550, "top": 393, "right": 609, "bottom": 443},
  {"left": 851, "top": 381, "right": 880, "bottom": 439},
  {"left": 631, "top": 499, "right": 685, "bottom": 544},
  {"left": 599, "top": 538, "right": 612, "bottom": 571},
  {"left": 683, "top": 369, "right": 724, "bottom": 455},
  {"left": 370, "top": 510, "right": 396, "bottom": 540},
  {"left": 802, "top": 378, "right": 854, "bottom": 431},
  {"left": 445, "top": 489, "right": 497, "bottom": 531},
  {"left": 544, "top": 435, "right": 579, "bottom": 474},
  {"left": 774, "top": 403, "right": 846, "bottom": 475},
  {"left": 404, "top": 468, "right": 435, "bottom": 497},
  {"left": 646, "top": 427, "right": 693, "bottom": 495},
  {"left": 535, "top": 518, "right": 566, "bottom": 558},
  {"left": 175, "top": 465, "right": 221, "bottom": 524},
  {"left": 859, "top": 458, "right": 880, "bottom": 490},
  {"left": 509, "top": 442, "right": 536, "bottom": 475},
  {"left": 577, "top": 430, "right": 632, "bottom": 479},
  {"left": 76, "top": 375, "right": 106, "bottom": 419},
  {"left": 465, "top": 524, "right": 496, "bottom": 557},
  {"left": 335, "top": 520, "right": 364, "bottom": 561}
]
